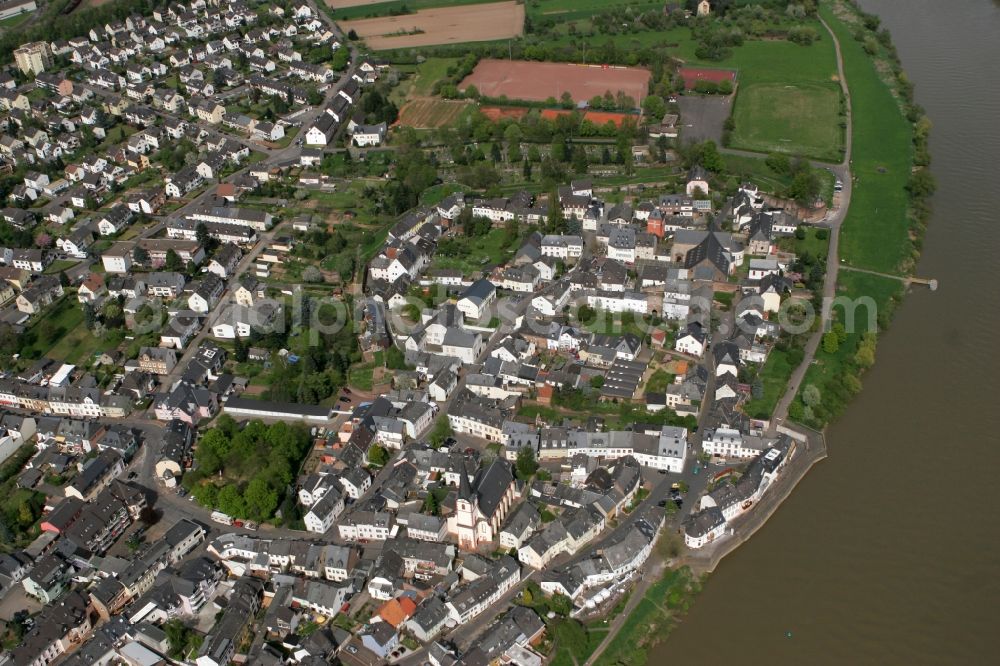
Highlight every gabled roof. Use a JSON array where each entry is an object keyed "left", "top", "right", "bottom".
[{"left": 459, "top": 278, "right": 495, "bottom": 305}]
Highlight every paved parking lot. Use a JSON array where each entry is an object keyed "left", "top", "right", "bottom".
[
  {"left": 677, "top": 94, "right": 734, "bottom": 143},
  {"left": 0, "top": 586, "right": 42, "bottom": 622}
]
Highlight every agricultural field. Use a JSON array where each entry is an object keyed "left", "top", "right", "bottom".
[
  {"left": 461, "top": 59, "right": 650, "bottom": 104},
  {"left": 339, "top": 1, "right": 524, "bottom": 50},
  {"left": 396, "top": 97, "right": 471, "bottom": 128}
]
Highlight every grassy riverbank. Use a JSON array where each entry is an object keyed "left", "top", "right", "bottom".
[
  {"left": 821, "top": 1, "right": 913, "bottom": 275},
  {"left": 592, "top": 567, "right": 702, "bottom": 666},
  {"left": 792, "top": 0, "right": 931, "bottom": 429}
]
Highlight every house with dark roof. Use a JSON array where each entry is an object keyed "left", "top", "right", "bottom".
[{"left": 456, "top": 278, "right": 496, "bottom": 322}]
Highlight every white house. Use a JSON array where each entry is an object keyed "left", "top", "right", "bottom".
[
  {"left": 352, "top": 122, "right": 386, "bottom": 147},
  {"left": 684, "top": 507, "right": 726, "bottom": 549},
  {"left": 456, "top": 278, "right": 496, "bottom": 322},
  {"left": 675, "top": 323, "right": 707, "bottom": 358},
  {"left": 304, "top": 492, "right": 344, "bottom": 534}
]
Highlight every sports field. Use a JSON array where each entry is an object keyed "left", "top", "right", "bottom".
[
  {"left": 339, "top": 1, "right": 524, "bottom": 50},
  {"left": 397, "top": 98, "right": 471, "bottom": 128},
  {"left": 461, "top": 59, "right": 650, "bottom": 104},
  {"left": 678, "top": 67, "right": 737, "bottom": 90},
  {"left": 731, "top": 82, "right": 842, "bottom": 161}
]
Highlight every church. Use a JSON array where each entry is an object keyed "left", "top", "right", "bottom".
[{"left": 448, "top": 459, "right": 517, "bottom": 551}]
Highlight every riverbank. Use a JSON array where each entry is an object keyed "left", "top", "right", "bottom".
[
  {"left": 791, "top": 0, "right": 933, "bottom": 429},
  {"left": 586, "top": 567, "right": 703, "bottom": 666}
]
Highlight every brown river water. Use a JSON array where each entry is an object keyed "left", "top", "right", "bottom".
[{"left": 656, "top": 1, "right": 1000, "bottom": 663}]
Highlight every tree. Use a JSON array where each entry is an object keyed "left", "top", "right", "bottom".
[
  {"left": 854, "top": 332, "right": 877, "bottom": 368},
  {"left": 423, "top": 491, "right": 440, "bottom": 516},
  {"left": 822, "top": 331, "right": 840, "bottom": 354},
  {"left": 522, "top": 159, "right": 532, "bottom": 180},
  {"left": 367, "top": 444, "right": 389, "bottom": 467},
  {"left": 164, "top": 248, "right": 183, "bottom": 271},
  {"left": 515, "top": 446, "right": 538, "bottom": 479},
  {"left": 551, "top": 134, "right": 567, "bottom": 162},
  {"left": 546, "top": 190, "right": 566, "bottom": 232},
  {"left": 508, "top": 142, "right": 522, "bottom": 163},
  {"left": 549, "top": 593, "right": 573, "bottom": 616},
  {"left": 802, "top": 384, "right": 821, "bottom": 407},
  {"left": 196, "top": 222, "right": 210, "bottom": 248},
  {"left": 234, "top": 335, "right": 249, "bottom": 363},
  {"left": 589, "top": 375, "right": 605, "bottom": 389},
  {"left": 765, "top": 152, "right": 791, "bottom": 174},
  {"left": 502, "top": 122, "right": 522, "bottom": 145},
  {"left": 217, "top": 484, "right": 246, "bottom": 517},
  {"left": 193, "top": 482, "right": 219, "bottom": 509},
  {"left": 698, "top": 140, "right": 725, "bottom": 173},
  {"left": 429, "top": 415, "right": 453, "bottom": 448},
  {"left": 133, "top": 246, "right": 150, "bottom": 264},
  {"left": 571, "top": 145, "right": 589, "bottom": 175},
  {"left": 788, "top": 167, "right": 822, "bottom": 206},
  {"left": 642, "top": 94, "right": 666, "bottom": 120},
  {"left": 302, "top": 265, "right": 323, "bottom": 283},
  {"left": 907, "top": 169, "right": 936, "bottom": 198},
  {"left": 244, "top": 477, "right": 279, "bottom": 521}
]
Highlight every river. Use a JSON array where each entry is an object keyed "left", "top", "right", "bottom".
[{"left": 656, "top": 1, "right": 1000, "bottom": 663}]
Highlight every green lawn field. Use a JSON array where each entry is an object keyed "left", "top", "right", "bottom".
[
  {"left": 430, "top": 227, "right": 518, "bottom": 276},
  {"left": 731, "top": 82, "right": 842, "bottom": 161},
  {"left": 411, "top": 57, "right": 458, "bottom": 95},
  {"left": 18, "top": 297, "right": 121, "bottom": 365}
]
